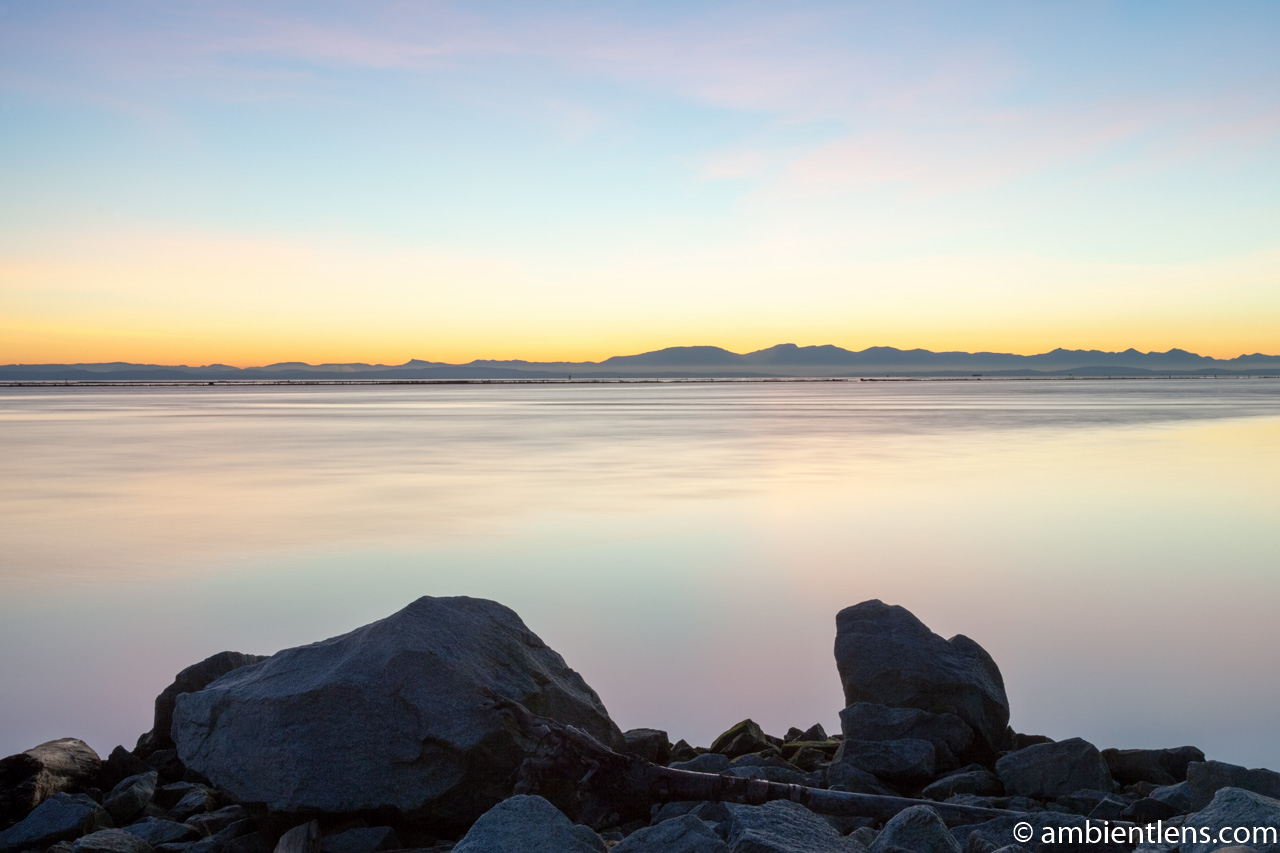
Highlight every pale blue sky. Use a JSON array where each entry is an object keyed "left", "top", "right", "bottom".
[{"left": 2, "top": 1, "right": 1278, "bottom": 363}]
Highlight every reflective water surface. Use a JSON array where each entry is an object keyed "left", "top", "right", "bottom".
[{"left": 2, "top": 379, "right": 1278, "bottom": 766}]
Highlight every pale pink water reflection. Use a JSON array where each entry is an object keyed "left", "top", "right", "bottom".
[{"left": 1, "top": 380, "right": 1277, "bottom": 767}]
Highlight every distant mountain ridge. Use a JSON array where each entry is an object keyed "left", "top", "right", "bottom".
[{"left": 4, "top": 344, "right": 1279, "bottom": 381}]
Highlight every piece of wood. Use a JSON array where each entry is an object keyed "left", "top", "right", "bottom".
[
  {"left": 488, "top": 696, "right": 1025, "bottom": 829},
  {"left": 0, "top": 739, "right": 101, "bottom": 826}
]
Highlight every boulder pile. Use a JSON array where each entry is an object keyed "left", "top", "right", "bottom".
[{"left": 3, "top": 596, "right": 1278, "bottom": 853}]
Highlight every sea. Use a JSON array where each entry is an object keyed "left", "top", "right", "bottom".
[{"left": 1, "top": 378, "right": 1278, "bottom": 768}]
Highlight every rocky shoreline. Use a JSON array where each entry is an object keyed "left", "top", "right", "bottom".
[{"left": 3, "top": 597, "right": 1278, "bottom": 853}]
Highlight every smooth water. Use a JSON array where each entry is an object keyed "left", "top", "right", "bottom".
[{"left": 2, "top": 379, "right": 1278, "bottom": 767}]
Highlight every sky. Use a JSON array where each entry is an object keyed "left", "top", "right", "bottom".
[{"left": 1, "top": 0, "right": 1279, "bottom": 366}]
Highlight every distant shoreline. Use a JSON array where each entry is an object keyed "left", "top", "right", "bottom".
[{"left": 3, "top": 375, "right": 1278, "bottom": 388}]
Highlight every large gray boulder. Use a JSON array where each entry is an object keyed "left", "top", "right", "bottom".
[
  {"left": 834, "top": 601, "right": 1009, "bottom": 755},
  {"left": 451, "top": 795, "right": 602, "bottom": 853},
  {"left": 1187, "top": 760, "right": 1280, "bottom": 810},
  {"left": 995, "top": 738, "right": 1112, "bottom": 799},
  {"left": 1180, "top": 787, "right": 1280, "bottom": 853},
  {"left": 0, "top": 793, "right": 111, "bottom": 853},
  {"left": 0, "top": 739, "right": 102, "bottom": 825},
  {"left": 172, "top": 596, "right": 622, "bottom": 826}
]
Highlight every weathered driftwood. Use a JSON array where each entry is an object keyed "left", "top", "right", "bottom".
[
  {"left": 0, "top": 739, "right": 101, "bottom": 826},
  {"left": 488, "top": 697, "right": 1022, "bottom": 829}
]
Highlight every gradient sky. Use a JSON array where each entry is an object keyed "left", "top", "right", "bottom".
[{"left": 2, "top": 0, "right": 1278, "bottom": 366}]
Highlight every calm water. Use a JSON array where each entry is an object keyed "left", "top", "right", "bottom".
[{"left": 2, "top": 379, "right": 1279, "bottom": 768}]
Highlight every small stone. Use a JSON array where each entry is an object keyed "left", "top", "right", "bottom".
[
  {"left": 671, "top": 753, "right": 731, "bottom": 774},
  {"left": 870, "top": 805, "right": 961, "bottom": 853},
  {"left": 798, "top": 724, "right": 828, "bottom": 742},
  {"left": 724, "top": 800, "right": 859, "bottom": 853},
  {"left": 1150, "top": 780, "right": 1196, "bottom": 812},
  {"left": 122, "top": 820, "right": 201, "bottom": 847},
  {"left": 709, "top": 720, "right": 772, "bottom": 759},
  {"left": 319, "top": 827, "right": 401, "bottom": 853},
  {"left": 622, "top": 729, "right": 672, "bottom": 766},
  {"left": 104, "top": 773, "right": 158, "bottom": 824},
  {"left": 451, "top": 795, "right": 602, "bottom": 853},
  {"left": 72, "top": 829, "right": 154, "bottom": 853},
  {"left": 612, "top": 815, "right": 727, "bottom": 853},
  {"left": 167, "top": 789, "right": 215, "bottom": 823},
  {"left": 923, "top": 770, "right": 1002, "bottom": 801},
  {"left": 185, "top": 807, "right": 248, "bottom": 838}
]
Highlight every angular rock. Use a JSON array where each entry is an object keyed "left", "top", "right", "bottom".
[
  {"left": 622, "top": 729, "right": 672, "bottom": 766},
  {"left": 272, "top": 821, "right": 317, "bottom": 853},
  {"left": 1118, "top": 796, "right": 1182, "bottom": 824},
  {"left": 1101, "top": 746, "right": 1204, "bottom": 787},
  {"left": 186, "top": 807, "right": 248, "bottom": 837},
  {"left": 167, "top": 788, "right": 216, "bottom": 822},
  {"left": 995, "top": 738, "right": 1112, "bottom": 799},
  {"left": 144, "top": 653, "right": 267, "bottom": 753},
  {"left": 834, "top": 601, "right": 1009, "bottom": 755},
  {"left": 143, "top": 752, "right": 187, "bottom": 786},
  {"left": 99, "top": 748, "right": 155, "bottom": 793},
  {"left": 724, "top": 800, "right": 863, "bottom": 853},
  {"left": 104, "top": 772, "right": 158, "bottom": 824},
  {"left": 72, "top": 829, "right": 154, "bottom": 853},
  {"left": 709, "top": 721, "right": 772, "bottom": 760},
  {"left": 798, "top": 724, "right": 828, "bottom": 743},
  {"left": 923, "top": 770, "right": 1002, "bottom": 801},
  {"left": 671, "top": 754, "right": 732, "bottom": 774},
  {"left": 826, "top": 762, "right": 897, "bottom": 796},
  {"left": 122, "top": 820, "right": 202, "bottom": 847},
  {"left": 870, "top": 804, "right": 961, "bottom": 853},
  {"left": 1180, "top": 787, "right": 1280, "bottom": 853},
  {"left": 155, "top": 783, "right": 207, "bottom": 811},
  {"left": 613, "top": 814, "right": 728, "bottom": 853},
  {"left": 1187, "top": 760, "right": 1280, "bottom": 811},
  {"left": 1150, "top": 781, "right": 1196, "bottom": 812},
  {"left": 0, "top": 793, "right": 112, "bottom": 853},
  {"left": 0, "top": 739, "right": 102, "bottom": 824},
  {"left": 833, "top": 738, "right": 935, "bottom": 786},
  {"left": 224, "top": 831, "right": 272, "bottom": 853},
  {"left": 173, "top": 597, "right": 622, "bottom": 827},
  {"left": 840, "top": 703, "right": 975, "bottom": 771},
  {"left": 451, "top": 795, "right": 601, "bottom": 853},
  {"left": 318, "top": 827, "right": 400, "bottom": 853},
  {"left": 671, "top": 740, "right": 699, "bottom": 763}
]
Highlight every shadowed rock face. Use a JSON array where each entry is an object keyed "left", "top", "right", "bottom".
[
  {"left": 834, "top": 600, "right": 1009, "bottom": 755},
  {"left": 172, "top": 596, "right": 622, "bottom": 826}
]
